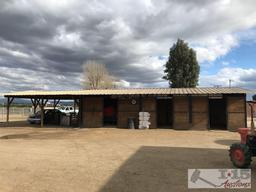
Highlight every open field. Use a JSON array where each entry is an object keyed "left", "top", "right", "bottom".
[{"left": 0, "top": 124, "right": 255, "bottom": 192}]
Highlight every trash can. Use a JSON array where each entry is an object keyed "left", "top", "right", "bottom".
[
  {"left": 128, "top": 117, "right": 135, "bottom": 129},
  {"left": 60, "top": 114, "right": 70, "bottom": 126}
]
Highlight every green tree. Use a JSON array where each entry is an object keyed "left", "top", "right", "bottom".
[{"left": 163, "top": 39, "right": 200, "bottom": 88}]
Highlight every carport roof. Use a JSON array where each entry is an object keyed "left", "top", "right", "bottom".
[{"left": 4, "top": 87, "right": 248, "bottom": 98}]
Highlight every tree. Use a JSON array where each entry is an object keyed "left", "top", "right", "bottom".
[
  {"left": 163, "top": 39, "right": 200, "bottom": 88},
  {"left": 253, "top": 94, "right": 256, "bottom": 101},
  {"left": 82, "top": 60, "right": 115, "bottom": 89}
]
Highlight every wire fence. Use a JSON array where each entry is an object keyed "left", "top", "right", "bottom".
[{"left": 0, "top": 107, "right": 32, "bottom": 122}]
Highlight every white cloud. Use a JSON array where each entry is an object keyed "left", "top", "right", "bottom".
[
  {"left": 0, "top": 66, "right": 82, "bottom": 92},
  {"left": 222, "top": 61, "right": 230, "bottom": 66},
  {"left": 116, "top": 79, "right": 130, "bottom": 88},
  {"left": 0, "top": 47, "right": 30, "bottom": 58},
  {"left": 200, "top": 67, "right": 256, "bottom": 88},
  {"left": 131, "top": 56, "right": 166, "bottom": 71},
  {"left": 53, "top": 26, "right": 83, "bottom": 48},
  {"left": 194, "top": 34, "right": 238, "bottom": 63}
]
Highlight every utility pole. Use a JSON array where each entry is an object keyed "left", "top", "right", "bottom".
[{"left": 229, "top": 79, "right": 233, "bottom": 88}]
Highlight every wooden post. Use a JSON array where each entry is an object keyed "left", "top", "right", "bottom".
[
  {"left": 31, "top": 99, "right": 35, "bottom": 113},
  {"left": 188, "top": 95, "right": 192, "bottom": 124},
  {"left": 248, "top": 101, "right": 256, "bottom": 134},
  {"left": 139, "top": 95, "right": 143, "bottom": 112},
  {"left": 6, "top": 97, "right": 10, "bottom": 123},
  {"left": 79, "top": 96, "right": 83, "bottom": 127},
  {"left": 33, "top": 101, "right": 37, "bottom": 114},
  {"left": 249, "top": 103, "right": 254, "bottom": 132},
  {"left": 39, "top": 98, "right": 48, "bottom": 127},
  {"left": 40, "top": 99, "right": 44, "bottom": 127},
  {"left": 53, "top": 99, "right": 60, "bottom": 110},
  {"left": 244, "top": 94, "right": 247, "bottom": 128},
  {"left": 31, "top": 98, "right": 38, "bottom": 114},
  {"left": 6, "top": 97, "right": 14, "bottom": 124},
  {"left": 53, "top": 99, "right": 56, "bottom": 110},
  {"left": 73, "top": 98, "right": 76, "bottom": 114},
  {"left": 35, "top": 99, "right": 40, "bottom": 113},
  {"left": 251, "top": 105, "right": 254, "bottom": 129}
]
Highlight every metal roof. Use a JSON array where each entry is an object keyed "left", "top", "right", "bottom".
[{"left": 4, "top": 87, "right": 248, "bottom": 98}]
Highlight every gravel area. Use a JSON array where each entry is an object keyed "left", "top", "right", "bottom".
[{"left": 0, "top": 124, "right": 255, "bottom": 192}]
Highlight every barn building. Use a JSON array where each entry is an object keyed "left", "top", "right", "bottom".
[{"left": 4, "top": 87, "right": 247, "bottom": 131}]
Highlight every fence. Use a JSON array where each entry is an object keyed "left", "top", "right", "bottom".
[{"left": 0, "top": 107, "right": 32, "bottom": 122}]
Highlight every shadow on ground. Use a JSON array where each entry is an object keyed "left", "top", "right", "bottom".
[
  {"left": 214, "top": 139, "right": 239, "bottom": 146},
  {"left": 0, "top": 121, "right": 72, "bottom": 129},
  {"left": 0, "top": 121, "right": 39, "bottom": 128},
  {"left": 99, "top": 146, "right": 255, "bottom": 192},
  {"left": 0, "top": 133, "right": 30, "bottom": 139}
]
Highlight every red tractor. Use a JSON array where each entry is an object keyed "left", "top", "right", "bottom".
[{"left": 229, "top": 101, "right": 256, "bottom": 168}]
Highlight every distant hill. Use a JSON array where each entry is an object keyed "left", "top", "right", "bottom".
[
  {"left": 0, "top": 97, "right": 74, "bottom": 107},
  {"left": 0, "top": 98, "right": 32, "bottom": 107}
]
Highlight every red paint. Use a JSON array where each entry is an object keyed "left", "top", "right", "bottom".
[
  {"left": 104, "top": 106, "right": 115, "bottom": 117},
  {"left": 238, "top": 128, "right": 249, "bottom": 144},
  {"left": 233, "top": 149, "right": 244, "bottom": 161}
]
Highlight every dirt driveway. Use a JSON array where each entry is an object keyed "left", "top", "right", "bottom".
[{"left": 0, "top": 125, "right": 255, "bottom": 192}]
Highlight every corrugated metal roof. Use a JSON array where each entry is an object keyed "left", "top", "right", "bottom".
[{"left": 4, "top": 87, "right": 248, "bottom": 98}]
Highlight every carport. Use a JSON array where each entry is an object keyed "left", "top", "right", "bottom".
[{"left": 4, "top": 91, "right": 82, "bottom": 127}]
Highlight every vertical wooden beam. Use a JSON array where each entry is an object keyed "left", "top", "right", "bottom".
[
  {"left": 244, "top": 94, "right": 247, "bottom": 128},
  {"left": 31, "top": 98, "right": 38, "bottom": 114},
  {"left": 35, "top": 99, "right": 40, "bottom": 113},
  {"left": 171, "top": 95, "right": 174, "bottom": 128},
  {"left": 31, "top": 98, "right": 35, "bottom": 113},
  {"left": 139, "top": 95, "right": 143, "bottom": 112},
  {"left": 207, "top": 96, "right": 210, "bottom": 130},
  {"left": 6, "top": 97, "right": 10, "bottom": 124},
  {"left": 248, "top": 102, "right": 255, "bottom": 134},
  {"left": 79, "top": 96, "right": 83, "bottom": 127},
  {"left": 53, "top": 99, "right": 60, "bottom": 110},
  {"left": 251, "top": 104, "right": 254, "bottom": 129},
  {"left": 6, "top": 97, "right": 14, "bottom": 124},
  {"left": 40, "top": 99, "right": 44, "bottom": 127},
  {"left": 53, "top": 99, "right": 56, "bottom": 110},
  {"left": 188, "top": 95, "right": 192, "bottom": 124},
  {"left": 39, "top": 98, "right": 48, "bottom": 127},
  {"left": 33, "top": 100, "right": 37, "bottom": 114},
  {"left": 225, "top": 95, "right": 228, "bottom": 130},
  {"left": 73, "top": 98, "right": 76, "bottom": 114}
]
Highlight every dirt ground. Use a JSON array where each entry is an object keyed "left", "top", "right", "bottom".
[{"left": 0, "top": 122, "right": 255, "bottom": 192}]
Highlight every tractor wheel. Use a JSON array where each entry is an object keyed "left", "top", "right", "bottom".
[{"left": 229, "top": 143, "right": 252, "bottom": 168}]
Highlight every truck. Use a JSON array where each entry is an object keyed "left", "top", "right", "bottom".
[{"left": 58, "top": 106, "right": 78, "bottom": 114}]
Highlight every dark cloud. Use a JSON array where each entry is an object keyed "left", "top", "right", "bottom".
[{"left": 0, "top": 0, "right": 256, "bottom": 93}]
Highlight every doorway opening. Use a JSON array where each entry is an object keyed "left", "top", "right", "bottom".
[
  {"left": 104, "top": 97, "right": 117, "bottom": 126},
  {"left": 209, "top": 98, "right": 227, "bottom": 129},
  {"left": 157, "top": 98, "right": 173, "bottom": 128}
]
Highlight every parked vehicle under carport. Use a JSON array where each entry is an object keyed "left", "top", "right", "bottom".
[{"left": 27, "top": 109, "right": 63, "bottom": 125}]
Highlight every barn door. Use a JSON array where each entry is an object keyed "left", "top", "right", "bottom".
[{"left": 157, "top": 98, "right": 172, "bottom": 128}]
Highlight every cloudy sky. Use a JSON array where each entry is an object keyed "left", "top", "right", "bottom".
[{"left": 0, "top": 0, "right": 256, "bottom": 93}]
